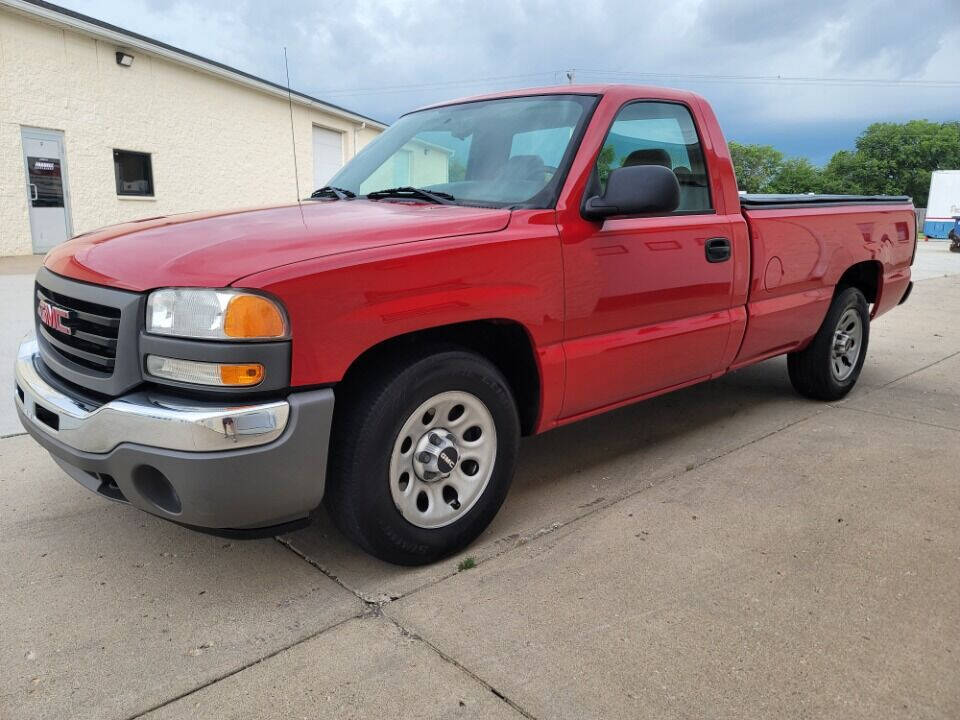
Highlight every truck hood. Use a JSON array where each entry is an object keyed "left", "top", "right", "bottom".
[{"left": 45, "top": 200, "right": 512, "bottom": 292}]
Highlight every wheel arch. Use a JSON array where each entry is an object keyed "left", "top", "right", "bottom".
[
  {"left": 336, "top": 319, "right": 542, "bottom": 436},
  {"left": 835, "top": 260, "right": 882, "bottom": 305}
]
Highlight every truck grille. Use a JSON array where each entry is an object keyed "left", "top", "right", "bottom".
[
  {"left": 34, "top": 268, "right": 144, "bottom": 398},
  {"left": 36, "top": 284, "right": 121, "bottom": 373}
]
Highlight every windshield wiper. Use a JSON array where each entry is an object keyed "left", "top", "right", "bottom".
[
  {"left": 309, "top": 186, "right": 356, "bottom": 200},
  {"left": 365, "top": 186, "right": 456, "bottom": 204}
]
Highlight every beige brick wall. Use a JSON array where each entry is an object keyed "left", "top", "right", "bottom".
[{"left": 0, "top": 8, "right": 381, "bottom": 256}]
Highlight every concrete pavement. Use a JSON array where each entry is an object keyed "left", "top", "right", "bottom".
[
  {"left": 2, "top": 256, "right": 959, "bottom": 719},
  {"left": 0, "top": 254, "right": 42, "bottom": 436}
]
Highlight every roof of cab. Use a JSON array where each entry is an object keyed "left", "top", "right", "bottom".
[{"left": 407, "top": 84, "right": 707, "bottom": 115}]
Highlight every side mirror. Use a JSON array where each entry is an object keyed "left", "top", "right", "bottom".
[{"left": 582, "top": 164, "right": 680, "bottom": 221}]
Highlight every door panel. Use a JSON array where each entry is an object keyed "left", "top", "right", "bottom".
[
  {"left": 558, "top": 100, "right": 739, "bottom": 419},
  {"left": 22, "top": 129, "right": 70, "bottom": 253},
  {"left": 561, "top": 214, "right": 737, "bottom": 417}
]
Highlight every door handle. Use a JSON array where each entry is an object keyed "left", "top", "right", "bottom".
[
  {"left": 29, "top": 183, "right": 38, "bottom": 201},
  {"left": 705, "top": 237, "right": 731, "bottom": 263}
]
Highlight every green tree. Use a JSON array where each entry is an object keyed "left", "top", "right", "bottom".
[
  {"left": 821, "top": 121, "right": 960, "bottom": 206},
  {"left": 820, "top": 150, "right": 864, "bottom": 195},
  {"left": 448, "top": 158, "right": 467, "bottom": 183},
  {"left": 768, "top": 157, "right": 824, "bottom": 194},
  {"left": 728, "top": 141, "right": 783, "bottom": 193},
  {"left": 596, "top": 144, "right": 617, "bottom": 185}
]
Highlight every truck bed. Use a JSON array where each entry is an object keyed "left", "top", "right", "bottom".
[{"left": 732, "top": 195, "right": 916, "bottom": 367}]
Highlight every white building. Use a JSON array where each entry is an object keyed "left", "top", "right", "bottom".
[{"left": 0, "top": 0, "right": 385, "bottom": 256}]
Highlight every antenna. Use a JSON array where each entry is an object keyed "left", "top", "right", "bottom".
[{"left": 283, "top": 47, "right": 304, "bottom": 213}]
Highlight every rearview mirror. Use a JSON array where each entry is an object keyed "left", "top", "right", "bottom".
[{"left": 582, "top": 164, "right": 680, "bottom": 221}]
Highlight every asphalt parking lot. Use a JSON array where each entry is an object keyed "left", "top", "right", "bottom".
[{"left": 3, "top": 244, "right": 960, "bottom": 719}]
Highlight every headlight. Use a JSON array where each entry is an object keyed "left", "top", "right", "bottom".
[{"left": 146, "top": 289, "right": 287, "bottom": 341}]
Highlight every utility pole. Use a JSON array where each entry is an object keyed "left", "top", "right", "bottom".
[{"left": 566, "top": 69, "right": 575, "bottom": 85}]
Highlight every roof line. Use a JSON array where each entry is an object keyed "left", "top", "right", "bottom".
[{"left": 2, "top": 0, "right": 388, "bottom": 128}]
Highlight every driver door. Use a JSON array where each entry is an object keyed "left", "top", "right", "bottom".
[{"left": 559, "top": 101, "right": 738, "bottom": 419}]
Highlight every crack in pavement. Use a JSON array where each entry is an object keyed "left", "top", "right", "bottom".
[
  {"left": 832, "top": 404, "right": 960, "bottom": 435},
  {"left": 381, "top": 612, "right": 541, "bottom": 720},
  {"left": 123, "top": 612, "right": 367, "bottom": 720}
]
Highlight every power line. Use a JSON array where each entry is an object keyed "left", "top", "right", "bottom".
[
  {"left": 309, "top": 67, "right": 960, "bottom": 99},
  {"left": 576, "top": 68, "right": 960, "bottom": 88},
  {"left": 312, "top": 70, "right": 566, "bottom": 98}
]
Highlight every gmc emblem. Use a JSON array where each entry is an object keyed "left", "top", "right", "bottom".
[{"left": 37, "top": 299, "right": 72, "bottom": 335}]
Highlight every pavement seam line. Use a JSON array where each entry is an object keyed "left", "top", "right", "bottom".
[
  {"left": 246, "top": 540, "right": 541, "bottom": 719},
  {"left": 123, "top": 612, "right": 367, "bottom": 720},
  {"left": 860, "top": 347, "right": 960, "bottom": 394},
  {"left": 380, "top": 612, "right": 540, "bottom": 720},
  {"left": 394, "top": 405, "right": 832, "bottom": 605},
  {"left": 275, "top": 534, "right": 390, "bottom": 606},
  {"left": 0, "top": 431, "right": 26, "bottom": 440},
  {"left": 832, "top": 404, "right": 960, "bottom": 434}
]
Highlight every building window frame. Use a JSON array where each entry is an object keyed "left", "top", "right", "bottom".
[{"left": 113, "top": 149, "right": 154, "bottom": 197}]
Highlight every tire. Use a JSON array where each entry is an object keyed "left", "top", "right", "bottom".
[
  {"left": 787, "top": 286, "right": 870, "bottom": 401},
  {"left": 325, "top": 348, "right": 520, "bottom": 566}
]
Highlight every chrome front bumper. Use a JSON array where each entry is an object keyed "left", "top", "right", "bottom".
[
  {"left": 15, "top": 338, "right": 289, "bottom": 453},
  {"left": 14, "top": 337, "right": 335, "bottom": 531}
]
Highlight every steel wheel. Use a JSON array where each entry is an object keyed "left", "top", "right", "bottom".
[
  {"left": 830, "top": 308, "right": 863, "bottom": 382},
  {"left": 389, "top": 390, "right": 497, "bottom": 529}
]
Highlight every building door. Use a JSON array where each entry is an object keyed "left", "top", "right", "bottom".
[
  {"left": 312, "top": 126, "right": 344, "bottom": 189},
  {"left": 22, "top": 128, "right": 71, "bottom": 253}
]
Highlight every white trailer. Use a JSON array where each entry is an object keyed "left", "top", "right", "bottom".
[{"left": 925, "top": 170, "right": 960, "bottom": 238}]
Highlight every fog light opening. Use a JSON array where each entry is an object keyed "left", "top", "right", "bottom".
[{"left": 132, "top": 465, "right": 181, "bottom": 515}]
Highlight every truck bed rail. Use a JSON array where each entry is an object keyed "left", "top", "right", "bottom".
[{"left": 740, "top": 194, "right": 912, "bottom": 210}]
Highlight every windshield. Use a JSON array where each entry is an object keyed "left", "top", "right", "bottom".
[{"left": 327, "top": 94, "right": 597, "bottom": 208}]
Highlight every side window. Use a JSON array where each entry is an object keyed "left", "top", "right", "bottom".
[{"left": 595, "top": 102, "right": 712, "bottom": 213}]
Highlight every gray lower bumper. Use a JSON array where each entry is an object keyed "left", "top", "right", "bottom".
[{"left": 15, "top": 339, "right": 334, "bottom": 530}]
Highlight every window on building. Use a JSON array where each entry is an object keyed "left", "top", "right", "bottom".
[{"left": 113, "top": 150, "right": 154, "bottom": 196}]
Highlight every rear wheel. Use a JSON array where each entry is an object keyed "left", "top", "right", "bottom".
[
  {"left": 325, "top": 349, "right": 520, "bottom": 565},
  {"left": 787, "top": 287, "right": 869, "bottom": 401}
]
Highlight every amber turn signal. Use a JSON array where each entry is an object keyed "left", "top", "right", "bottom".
[
  {"left": 219, "top": 363, "right": 265, "bottom": 386},
  {"left": 146, "top": 355, "right": 265, "bottom": 387},
  {"left": 223, "top": 295, "right": 287, "bottom": 339}
]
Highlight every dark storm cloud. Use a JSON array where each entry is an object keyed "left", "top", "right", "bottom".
[
  {"left": 58, "top": 0, "right": 960, "bottom": 160},
  {"left": 694, "top": 0, "right": 842, "bottom": 44}
]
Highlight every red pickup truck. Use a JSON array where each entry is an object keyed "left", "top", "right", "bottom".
[{"left": 16, "top": 85, "right": 915, "bottom": 565}]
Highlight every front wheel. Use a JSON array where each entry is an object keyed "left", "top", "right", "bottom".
[
  {"left": 325, "top": 349, "right": 520, "bottom": 566},
  {"left": 787, "top": 286, "right": 870, "bottom": 401}
]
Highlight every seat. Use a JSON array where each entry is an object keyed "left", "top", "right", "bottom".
[
  {"left": 499, "top": 155, "right": 546, "bottom": 182},
  {"left": 622, "top": 148, "right": 672, "bottom": 169}
]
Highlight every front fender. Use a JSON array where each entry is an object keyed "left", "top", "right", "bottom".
[{"left": 234, "top": 211, "right": 564, "bottom": 387}]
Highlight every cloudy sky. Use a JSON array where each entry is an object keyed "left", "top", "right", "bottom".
[{"left": 59, "top": 0, "right": 960, "bottom": 164}]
